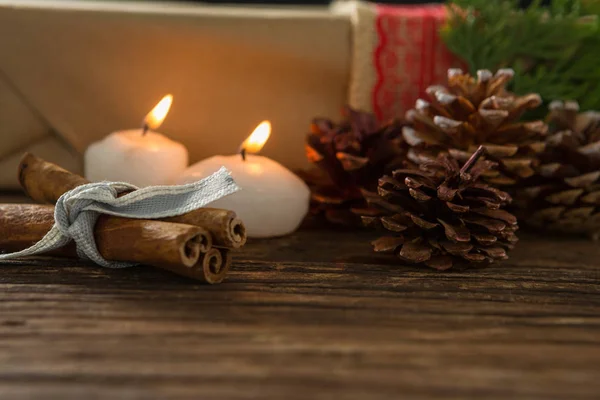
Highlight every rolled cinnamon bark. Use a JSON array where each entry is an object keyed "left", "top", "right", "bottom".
[
  {"left": 199, "top": 248, "right": 232, "bottom": 284},
  {"left": 17, "top": 153, "right": 247, "bottom": 249},
  {"left": 93, "top": 216, "right": 211, "bottom": 271},
  {"left": 18, "top": 153, "right": 88, "bottom": 204},
  {"left": 171, "top": 247, "right": 231, "bottom": 284},
  {"left": 177, "top": 248, "right": 233, "bottom": 284},
  {"left": 162, "top": 209, "right": 245, "bottom": 249},
  {"left": 0, "top": 204, "right": 220, "bottom": 282},
  {"left": 0, "top": 204, "right": 76, "bottom": 258}
]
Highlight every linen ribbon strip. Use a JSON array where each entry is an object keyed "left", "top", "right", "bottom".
[{"left": 0, "top": 167, "right": 240, "bottom": 268}]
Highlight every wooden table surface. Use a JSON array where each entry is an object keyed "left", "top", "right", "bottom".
[{"left": 1, "top": 194, "right": 599, "bottom": 399}]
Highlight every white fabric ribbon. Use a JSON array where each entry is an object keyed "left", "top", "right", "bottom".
[{"left": 0, "top": 167, "right": 240, "bottom": 268}]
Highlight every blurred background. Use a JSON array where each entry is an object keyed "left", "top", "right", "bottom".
[
  {"left": 173, "top": 0, "right": 445, "bottom": 3},
  {"left": 0, "top": 0, "right": 592, "bottom": 189},
  {"left": 174, "top": 0, "right": 547, "bottom": 5}
]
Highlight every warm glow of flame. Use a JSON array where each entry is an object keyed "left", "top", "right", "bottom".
[
  {"left": 241, "top": 121, "right": 271, "bottom": 154},
  {"left": 144, "top": 94, "right": 173, "bottom": 130}
]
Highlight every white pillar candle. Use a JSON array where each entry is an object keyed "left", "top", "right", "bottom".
[
  {"left": 178, "top": 121, "right": 310, "bottom": 238},
  {"left": 85, "top": 95, "right": 188, "bottom": 187}
]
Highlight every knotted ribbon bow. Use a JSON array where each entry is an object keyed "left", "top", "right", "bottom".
[{"left": 0, "top": 167, "right": 240, "bottom": 268}]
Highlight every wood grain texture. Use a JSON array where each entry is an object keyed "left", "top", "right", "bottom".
[{"left": 0, "top": 227, "right": 599, "bottom": 400}]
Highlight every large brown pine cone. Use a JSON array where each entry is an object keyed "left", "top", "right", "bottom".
[
  {"left": 362, "top": 147, "right": 518, "bottom": 270},
  {"left": 404, "top": 68, "right": 547, "bottom": 186},
  {"left": 515, "top": 101, "right": 600, "bottom": 239},
  {"left": 305, "top": 106, "right": 406, "bottom": 226}
]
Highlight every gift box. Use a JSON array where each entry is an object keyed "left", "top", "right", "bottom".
[
  {"left": 0, "top": 0, "right": 459, "bottom": 189},
  {"left": 341, "top": 1, "right": 463, "bottom": 122}
]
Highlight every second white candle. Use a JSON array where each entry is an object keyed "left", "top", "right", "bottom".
[{"left": 179, "top": 122, "right": 310, "bottom": 238}]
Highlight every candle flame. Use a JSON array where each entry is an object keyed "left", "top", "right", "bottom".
[
  {"left": 144, "top": 94, "right": 173, "bottom": 130},
  {"left": 240, "top": 121, "right": 271, "bottom": 154}
]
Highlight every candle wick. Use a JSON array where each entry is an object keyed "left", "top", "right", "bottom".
[
  {"left": 240, "top": 148, "right": 247, "bottom": 161},
  {"left": 141, "top": 123, "right": 149, "bottom": 137}
]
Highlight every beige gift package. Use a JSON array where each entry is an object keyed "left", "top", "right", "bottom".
[{"left": 0, "top": 0, "right": 393, "bottom": 189}]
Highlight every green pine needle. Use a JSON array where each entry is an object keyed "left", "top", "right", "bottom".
[{"left": 441, "top": 0, "right": 600, "bottom": 113}]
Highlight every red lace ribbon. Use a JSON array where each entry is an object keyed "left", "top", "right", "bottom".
[{"left": 372, "top": 4, "right": 464, "bottom": 121}]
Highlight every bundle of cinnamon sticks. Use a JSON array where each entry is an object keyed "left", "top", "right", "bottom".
[{"left": 0, "top": 153, "right": 248, "bottom": 284}]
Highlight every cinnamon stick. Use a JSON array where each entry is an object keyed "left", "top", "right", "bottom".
[
  {"left": 162, "top": 209, "right": 245, "bottom": 249},
  {"left": 192, "top": 248, "right": 230, "bottom": 284},
  {"left": 18, "top": 154, "right": 89, "bottom": 205},
  {"left": 0, "top": 204, "right": 220, "bottom": 282},
  {"left": 215, "top": 248, "right": 233, "bottom": 283},
  {"left": 17, "top": 153, "right": 247, "bottom": 249},
  {"left": 94, "top": 216, "right": 211, "bottom": 272},
  {"left": 0, "top": 204, "right": 75, "bottom": 258}
]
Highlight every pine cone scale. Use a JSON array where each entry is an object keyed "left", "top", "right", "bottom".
[
  {"left": 372, "top": 236, "right": 405, "bottom": 252},
  {"left": 425, "top": 256, "right": 453, "bottom": 271},
  {"left": 446, "top": 202, "right": 469, "bottom": 213},
  {"left": 472, "top": 208, "right": 518, "bottom": 224},
  {"left": 380, "top": 217, "right": 408, "bottom": 232},
  {"left": 463, "top": 216, "right": 506, "bottom": 233},
  {"left": 336, "top": 153, "right": 369, "bottom": 171},
  {"left": 410, "top": 214, "right": 439, "bottom": 230},
  {"left": 480, "top": 247, "right": 507, "bottom": 259},
  {"left": 564, "top": 171, "right": 600, "bottom": 187},
  {"left": 546, "top": 189, "right": 584, "bottom": 205},
  {"left": 399, "top": 242, "right": 432, "bottom": 263},
  {"left": 472, "top": 233, "right": 497, "bottom": 245},
  {"left": 440, "top": 240, "right": 473, "bottom": 255},
  {"left": 581, "top": 190, "right": 600, "bottom": 204}
]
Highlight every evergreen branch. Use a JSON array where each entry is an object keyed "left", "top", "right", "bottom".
[{"left": 442, "top": 0, "right": 600, "bottom": 112}]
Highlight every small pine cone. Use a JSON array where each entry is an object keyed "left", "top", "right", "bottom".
[
  {"left": 305, "top": 106, "right": 406, "bottom": 226},
  {"left": 362, "top": 147, "right": 518, "bottom": 270},
  {"left": 404, "top": 68, "right": 547, "bottom": 186},
  {"left": 516, "top": 101, "right": 600, "bottom": 239}
]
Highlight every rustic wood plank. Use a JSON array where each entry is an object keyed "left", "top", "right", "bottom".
[{"left": 0, "top": 228, "right": 599, "bottom": 399}]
